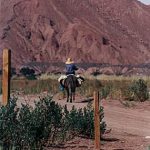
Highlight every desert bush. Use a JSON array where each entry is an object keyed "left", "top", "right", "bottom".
[
  {"left": 0, "top": 98, "right": 19, "bottom": 149},
  {"left": 125, "top": 79, "right": 149, "bottom": 102},
  {"left": 78, "top": 79, "right": 102, "bottom": 97},
  {"left": 0, "top": 97, "right": 63, "bottom": 149},
  {"left": 63, "top": 105, "right": 95, "bottom": 138},
  {"left": 63, "top": 103, "right": 106, "bottom": 139},
  {"left": 100, "top": 84, "right": 112, "bottom": 99},
  {"left": 0, "top": 96, "right": 106, "bottom": 149}
]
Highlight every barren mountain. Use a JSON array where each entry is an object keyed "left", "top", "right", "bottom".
[{"left": 0, "top": 0, "right": 150, "bottom": 74}]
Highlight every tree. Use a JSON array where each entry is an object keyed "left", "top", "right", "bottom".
[{"left": 20, "top": 67, "right": 36, "bottom": 80}]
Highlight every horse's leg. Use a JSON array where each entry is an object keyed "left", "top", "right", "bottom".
[
  {"left": 72, "top": 87, "right": 76, "bottom": 102},
  {"left": 66, "top": 88, "right": 69, "bottom": 102},
  {"left": 73, "top": 92, "right": 75, "bottom": 101},
  {"left": 70, "top": 95, "right": 72, "bottom": 103},
  {"left": 69, "top": 87, "right": 72, "bottom": 103}
]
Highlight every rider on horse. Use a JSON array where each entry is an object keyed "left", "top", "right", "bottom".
[
  {"left": 58, "top": 58, "right": 84, "bottom": 93},
  {"left": 65, "top": 58, "right": 84, "bottom": 87}
]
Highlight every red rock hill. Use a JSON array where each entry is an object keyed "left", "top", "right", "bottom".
[{"left": 0, "top": 0, "right": 150, "bottom": 74}]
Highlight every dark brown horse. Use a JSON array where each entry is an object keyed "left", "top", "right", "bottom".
[{"left": 64, "top": 75, "right": 78, "bottom": 103}]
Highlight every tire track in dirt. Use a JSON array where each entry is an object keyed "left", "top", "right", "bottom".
[{"left": 104, "top": 104, "right": 150, "bottom": 137}]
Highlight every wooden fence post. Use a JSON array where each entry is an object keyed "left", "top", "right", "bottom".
[
  {"left": 2, "top": 49, "right": 11, "bottom": 106},
  {"left": 94, "top": 91, "right": 100, "bottom": 150}
]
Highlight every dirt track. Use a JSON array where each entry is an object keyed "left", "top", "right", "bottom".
[{"left": 103, "top": 100, "right": 150, "bottom": 137}]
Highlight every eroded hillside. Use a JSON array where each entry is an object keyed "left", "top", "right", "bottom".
[{"left": 0, "top": 0, "right": 150, "bottom": 74}]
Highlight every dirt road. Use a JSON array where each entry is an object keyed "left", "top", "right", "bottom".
[{"left": 103, "top": 100, "right": 150, "bottom": 137}]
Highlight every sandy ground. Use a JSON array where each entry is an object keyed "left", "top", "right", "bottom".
[{"left": 0, "top": 94, "right": 150, "bottom": 150}]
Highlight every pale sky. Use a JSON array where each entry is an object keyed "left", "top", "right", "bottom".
[{"left": 138, "top": 0, "right": 150, "bottom": 5}]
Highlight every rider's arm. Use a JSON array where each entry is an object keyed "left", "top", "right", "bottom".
[{"left": 73, "top": 64, "right": 78, "bottom": 70}]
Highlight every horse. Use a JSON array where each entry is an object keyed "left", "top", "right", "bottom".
[{"left": 64, "top": 75, "right": 78, "bottom": 103}]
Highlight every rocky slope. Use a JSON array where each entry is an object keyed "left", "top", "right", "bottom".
[{"left": 0, "top": 0, "right": 150, "bottom": 74}]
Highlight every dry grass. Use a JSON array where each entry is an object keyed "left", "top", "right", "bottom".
[{"left": 0, "top": 74, "right": 150, "bottom": 101}]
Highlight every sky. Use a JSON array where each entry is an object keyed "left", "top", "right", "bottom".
[{"left": 138, "top": 0, "right": 150, "bottom": 5}]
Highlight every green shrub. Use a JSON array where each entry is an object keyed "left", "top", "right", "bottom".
[
  {"left": 63, "top": 105, "right": 95, "bottom": 138},
  {"left": 63, "top": 103, "right": 106, "bottom": 139},
  {"left": 126, "top": 79, "right": 149, "bottom": 102},
  {"left": 0, "top": 96, "right": 106, "bottom": 149},
  {"left": 100, "top": 84, "right": 112, "bottom": 99},
  {"left": 78, "top": 79, "right": 102, "bottom": 97},
  {"left": 0, "top": 98, "right": 19, "bottom": 149}
]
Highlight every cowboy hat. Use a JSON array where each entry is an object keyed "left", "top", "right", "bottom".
[{"left": 65, "top": 58, "right": 74, "bottom": 64}]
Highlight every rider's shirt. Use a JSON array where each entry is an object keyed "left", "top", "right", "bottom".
[{"left": 66, "top": 64, "right": 78, "bottom": 75}]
